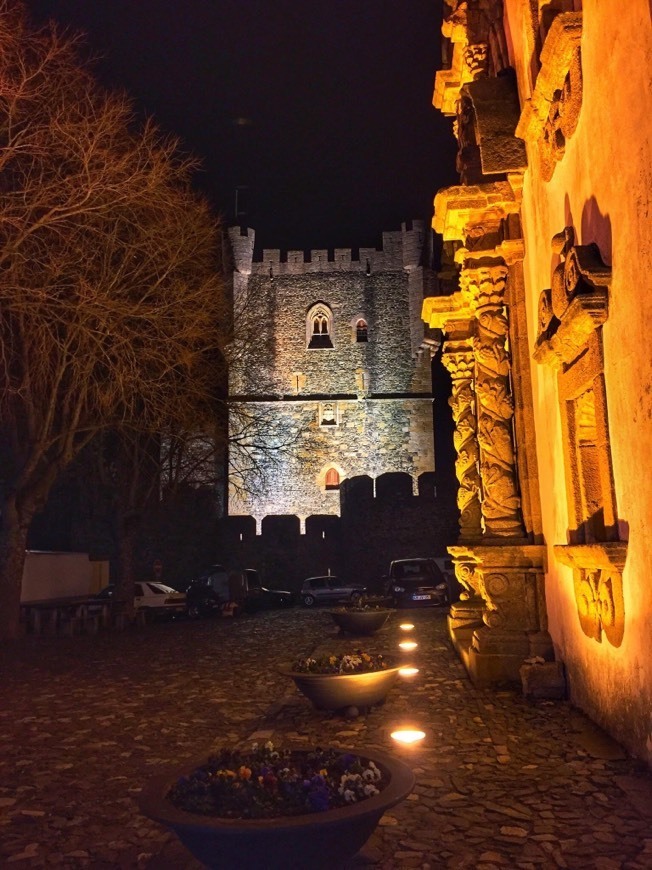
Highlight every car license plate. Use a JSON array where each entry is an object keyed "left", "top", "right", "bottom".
[{"left": 412, "top": 594, "right": 431, "bottom": 601}]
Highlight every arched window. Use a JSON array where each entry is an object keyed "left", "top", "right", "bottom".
[
  {"left": 325, "top": 468, "right": 340, "bottom": 490},
  {"left": 307, "top": 303, "right": 333, "bottom": 348},
  {"left": 356, "top": 319, "right": 368, "bottom": 342}
]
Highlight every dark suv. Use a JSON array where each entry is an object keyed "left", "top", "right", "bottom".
[
  {"left": 185, "top": 565, "right": 229, "bottom": 618},
  {"left": 300, "top": 576, "right": 366, "bottom": 607},
  {"left": 388, "top": 558, "right": 448, "bottom": 608}
]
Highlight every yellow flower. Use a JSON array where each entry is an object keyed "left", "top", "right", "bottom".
[
  {"left": 320, "top": 768, "right": 328, "bottom": 777},
  {"left": 238, "top": 766, "right": 252, "bottom": 780},
  {"left": 329, "top": 656, "right": 337, "bottom": 665},
  {"left": 362, "top": 653, "right": 371, "bottom": 662}
]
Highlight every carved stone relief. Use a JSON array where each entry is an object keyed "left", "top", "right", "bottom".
[
  {"left": 443, "top": 346, "right": 483, "bottom": 538},
  {"left": 516, "top": 12, "right": 583, "bottom": 181},
  {"left": 555, "top": 543, "right": 626, "bottom": 647},
  {"left": 461, "top": 264, "right": 522, "bottom": 536},
  {"left": 534, "top": 226, "right": 610, "bottom": 368},
  {"left": 435, "top": 0, "right": 506, "bottom": 115}
]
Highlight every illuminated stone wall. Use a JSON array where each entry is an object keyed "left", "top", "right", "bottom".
[
  {"left": 228, "top": 222, "right": 436, "bottom": 525},
  {"left": 424, "top": 0, "right": 652, "bottom": 767}
]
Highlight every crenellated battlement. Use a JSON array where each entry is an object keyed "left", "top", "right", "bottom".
[{"left": 229, "top": 221, "right": 426, "bottom": 276}]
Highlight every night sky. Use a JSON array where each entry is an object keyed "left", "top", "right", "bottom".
[{"left": 25, "top": 0, "right": 458, "bottom": 253}]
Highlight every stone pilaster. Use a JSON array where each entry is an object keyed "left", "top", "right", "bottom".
[{"left": 449, "top": 543, "right": 552, "bottom": 685}]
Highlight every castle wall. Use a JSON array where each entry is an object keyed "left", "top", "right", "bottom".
[{"left": 218, "top": 472, "right": 458, "bottom": 592}]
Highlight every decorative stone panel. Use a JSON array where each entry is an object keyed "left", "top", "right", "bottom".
[{"left": 535, "top": 227, "right": 626, "bottom": 646}]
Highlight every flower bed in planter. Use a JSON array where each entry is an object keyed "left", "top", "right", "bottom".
[
  {"left": 281, "top": 653, "right": 400, "bottom": 711},
  {"left": 329, "top": 608, "right": 391, "bottom": 635},
  {"left": 139, "top": 743, "right": 415, "bottom": 870}
]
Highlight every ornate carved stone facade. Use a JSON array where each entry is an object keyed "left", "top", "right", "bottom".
[{"left": 423, "top": 0, "right": 652, "bottom": 770}]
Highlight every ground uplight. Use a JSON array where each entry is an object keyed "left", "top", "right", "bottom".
[
  {"left": 398, "top": 667, "right": 419, "bottom": 677},
  {"left": 398, "top": 640, "right": 418, "bottom": 651},
  {"left": 399, "top": 623, "right": 414, "bottom": 631},
  {"left": 391, "top": 729, "right": 426, "bottom": 745}
]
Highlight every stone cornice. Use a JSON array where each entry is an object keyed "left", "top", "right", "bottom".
[
  {"left": 421, "top": 291, "right": 473, "bottom": 332},
  {"left": 554, "top": 542, "right": 628, "bottom": 574},
  {"left": 433, "top": 181, "right": 522, "bottom": 255}
]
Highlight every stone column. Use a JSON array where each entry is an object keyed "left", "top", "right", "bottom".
[
  {"left": 441, "top": 342, "right": 486, "bottom": 641},
  {"left": 461, "top": 263, "right": 523, "bottom": 538},
  {"left": 441, "top": 343, "right": 482, "bottom": 541}
]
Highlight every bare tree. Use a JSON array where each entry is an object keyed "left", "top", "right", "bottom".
[{"left": 0, "top": 2, "right": 226, "bottom": 638}]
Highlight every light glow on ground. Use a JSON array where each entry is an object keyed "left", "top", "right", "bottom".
[
  {"left": 391, "top": 729, "right": 426, "bottom": 745},
  {"left": 399, "top": 640, "right": 418, "bottom": 651}
]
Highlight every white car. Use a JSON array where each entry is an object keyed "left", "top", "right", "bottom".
[{"left": 92, "top": 582, "right": 186, "bottom": 616}]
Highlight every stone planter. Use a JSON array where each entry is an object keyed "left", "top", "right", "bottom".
[
  {"left": 329, "top": 609, "right": 391, "bottom": 635},
  {"left": 281, "top": 664, "right": 400, "bottom": 711},
  {"left": 139, "top": 747, "right": 415, "bottom": 870}
]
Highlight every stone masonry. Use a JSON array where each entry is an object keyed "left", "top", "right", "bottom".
[{"left": 228, "top": 222, "right": 436, "bottom": 527}]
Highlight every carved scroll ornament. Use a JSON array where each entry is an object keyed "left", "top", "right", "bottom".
[
  {"left": 516, "top": 12, "right": 583, "bottom": 181},
  {"left": 534, "top": 226, "right": 610, "bottom": 368}
]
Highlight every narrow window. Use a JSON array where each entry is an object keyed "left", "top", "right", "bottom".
[
  {"left": 356, "top": 319, "right": 368, "bottom": 342},
  {"left": 325, "top": 468, "right": 340, "bottom": 490}
]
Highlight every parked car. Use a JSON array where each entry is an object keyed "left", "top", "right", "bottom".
[
  {"left": 300, "top": 576, "right": 366, "bottom": 607},
  {"left": 243, "top": 569, "right": 294, "bottom": 610},
  {"left": 90, "top": 582, "right": 186, "bottom": 617},
  {"left": 387, "top": 558, "right": 448, "bottom": 608},
  {"left": 185, "top": 565, "right": 230, "bottom": 618}
]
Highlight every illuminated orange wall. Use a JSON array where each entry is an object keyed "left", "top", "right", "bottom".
[{"left": 505, "top": 0, "right": 652, "bottom": 760}]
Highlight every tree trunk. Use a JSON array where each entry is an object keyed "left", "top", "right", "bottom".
[
  {"left": 0, "top": 497, "right": 32, "bottom": 639},
  {"left": 113, "top": 511, "right": 140, "bottom": 620}
]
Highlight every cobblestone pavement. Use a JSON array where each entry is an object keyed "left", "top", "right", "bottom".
[{"left": 1, "top": 608, "right": 652, "bottom": 870}]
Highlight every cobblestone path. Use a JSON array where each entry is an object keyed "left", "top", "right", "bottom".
[{"left": 1, "top": 608, "right": 651, "bottom": 869}]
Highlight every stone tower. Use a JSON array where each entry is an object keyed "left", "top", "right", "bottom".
[{"left": 227, "top": 222, "right": 436, "bottom": 530}]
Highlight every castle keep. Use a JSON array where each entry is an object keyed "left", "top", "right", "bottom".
[{"left": 227, "top": 222, "right": 436, "bottom": 529}]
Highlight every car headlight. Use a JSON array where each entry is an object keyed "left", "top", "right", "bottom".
[
  {"left": 436, "top": 583, "right": 447, "bottom": 591},
  {"left": 393, "top": 585, "right": 405, "bottom": 593}
]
